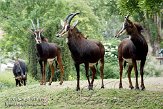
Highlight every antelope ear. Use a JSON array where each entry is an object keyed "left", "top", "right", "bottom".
[
  {"left": 60, "top": 19, "right": 65, "bottom": 27},
  {"left": 72, "top": 20, "right": 79, "bottom": 28},
  {"left": 40, "top": 28, "right": 44, "bottom": 33},
  {"left": 125, "top": 15, "right": 130, "bottom": 19},
  {"left": 29, "top": 29, "right": 34, "bottom": 34}
]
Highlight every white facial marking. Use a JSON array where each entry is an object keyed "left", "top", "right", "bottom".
[
  {"left": 34, "top": 31, "right": 41, "bottom": 44},
  {"left": 122, "top": 22, "right": 125, "bottom": 30},
  {"left": 64, "top": 25, "right": 68, "bottom": 31},
  {"left": 35, "top": 38, "right": 39, "bottom": 44},
  {"left": 38, "top": 32, "right": 40, "bottom": 39}
]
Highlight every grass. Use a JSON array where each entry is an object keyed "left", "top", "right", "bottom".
[
  {"left": 0, "top": 71, "right": 15, "bottom": 90},
  {"left": 0, "top": 70, "right": 163, "bottom": 109},
  {"left": 0, "top": 71, "right": 37, "bottom": 92},
  {"left": 0, "top": 85, "right": 163, "bottom": 109}
]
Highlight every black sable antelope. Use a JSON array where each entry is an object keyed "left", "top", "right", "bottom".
[
  {"left": 115, "top": 15, "right": 148, "bottom": 90},
  {"left": 30, "top": 20, "right": 64, "bottom": 85},
  {"left": 13, "top": 59, "right": 27, "bottom": 86},
  {"left": 56, "top": 13, "right": 105, "bottom": 91}
]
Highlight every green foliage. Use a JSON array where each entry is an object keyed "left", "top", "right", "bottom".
[
  {"left": 117, "top": 0, "right": 163, "bottom": 15},
  {"left": 0, "top": 0, "right": 162, "bottom": 81},
  {"left": 117, "top": 0, "right": 140, "bottom": 15},
  {"left": 0, "top": 0, "right": 103, "bottom": 80},
  {"left": 144, "top": 56, "right": 162, "bottom": 77},
  {"left": 160, "top": 40, "right": 163, "bottom": 48},
  {"left": 104, "top": 38, "right": 120, "bottom": 79},
  {"left": 89, "top": 0, "right": 119, "bottom": 18},
  {"left": 89, "top": 0, "right": 121, "bottom": 38},
  {"left": 138, "top": 0, "right": 163, "bottom": 15},
  {"left": 146, "top": 19, "right": 158, "bottom": 42}
]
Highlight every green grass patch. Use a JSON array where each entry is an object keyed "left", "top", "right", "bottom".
[
  {"left": 0, "top": 71, "right": 15, "bottom": 90},
  {"left": 0, "top": 85, "right": 162, "bottom": 109},
  {"left": 0, "top": 71, "right": 37, "bottom": 92}
]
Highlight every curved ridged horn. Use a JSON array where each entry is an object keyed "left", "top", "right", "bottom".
[
  {"left": 31, "top": 19, "right": 36, "bottom": 30},
  {"left": 67, "top": 12, "right": 80, "bottom": 25},
  {"left": 37, "top": 18, "right": 39, "bottom": 29},
  {"left": 65, "top": 13, "right": 74, "bottom": 22}
]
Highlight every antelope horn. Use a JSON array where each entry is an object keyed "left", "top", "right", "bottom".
[
  {"left": 37, "top": 18, "right": 39, "bottom": 29},
  {"left": 31, "top": 19, "right": 36, "bottom": 30},
  {"left": 65, "top": 13, "right": 74, "bottom": 22},
  {"left": 67, "top": 12, "right": 80, "bottom": 25}
]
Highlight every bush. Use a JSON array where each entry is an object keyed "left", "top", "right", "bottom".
[
  {"left": 144, "top": 56, "right": 162, "bottom": 77},
  {"left": 103, "top": 38, "right": 120, "bottom": 79}
]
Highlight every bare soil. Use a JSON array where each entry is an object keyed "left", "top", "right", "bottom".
[{"left": 50, "top": 77, "right": 163, "bottom": 92}]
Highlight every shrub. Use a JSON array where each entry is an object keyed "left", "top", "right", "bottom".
[{"left": 103, "top": 38, "right": 120, "bottom": 79}]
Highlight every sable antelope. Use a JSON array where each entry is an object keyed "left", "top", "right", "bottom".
[
  {"left": 56, "top": 13, "right": 105, "bottom": 91},
  {"left": 30, "top": 19, "right": 64, "bottom": 85},
  {"left": 115, "top": 15, "right": 148, "bottom": 90},
  {"left": 13, "top": 59, "right": 27, "bottom": 86}
]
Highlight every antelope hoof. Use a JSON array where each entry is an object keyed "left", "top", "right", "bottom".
[
  {"left": 76, "top": 87, "right": 80, "bottom": 91},
  {"left": 49, "top": 82, "right": 52, "bottom": 85},
  {"left": 119, "top": 85, "right": 123, "bottom": 89},
  {"left": 40, "top": 81, "right": 43, "bottom": 85},
  {"left": 119, "top": 87, "right": 123, "bottom": 89},
  {"left": 101, "top": 85, "right": 104, "bottom": 89},
  {"left": 129, "top": 86, "right": 134, "bottom": 89},
  {"left": 88, "top": 84, "right": 93, "bottom": 90},
  {"left": 42, "top": 81, "right": 46, "bottom": 85},
  {"left": 140, "top": 85, "right": 145, "bottom": 90},
  {"left": 119, "top": 83, "right": 123, "bottom": 89},
  {"left": 135, "top": 86, "right": 139, "bottom": 90},
  {"left": 59, "top": 81, "right": 63, "bottom": 85}
]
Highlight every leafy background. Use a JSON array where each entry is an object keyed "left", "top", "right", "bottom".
[{"left": 0, "top": 0, "right": 162, "bottom": 81}]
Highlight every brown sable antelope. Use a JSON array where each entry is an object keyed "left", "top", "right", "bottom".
[
  {"left": 115, "top": 15, "right": 148, "bottom": 90},
  {"left": 30, "top": 19, "right": 64, "bottom": 85},
  {"left": 56, "top": 13, "right": 105, "bottom": 91}
]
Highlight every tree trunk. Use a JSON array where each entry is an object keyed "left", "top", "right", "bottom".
[
  {"left": 143, "top": 12, "right": 153, "bottom": 55},
  {"left": 144, "top": 12, "right": 162, "bottom": 56},
  {"left": 154, "top": 13, "right": 162, "bottom": 56}
]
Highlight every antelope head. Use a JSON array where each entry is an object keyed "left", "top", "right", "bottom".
[
  {"left": 56, "top": 12, "right": 80, "bottom": 37},
  {"left": 30, "top": 19, "right": 44, "bottom": 43},
  {"left": 115, "top": 15, "right": 135, "bottom": 37}
]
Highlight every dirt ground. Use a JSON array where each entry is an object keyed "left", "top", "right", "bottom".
[{"left": 50, "top": 77, "right": 163, "bottom": 92}]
